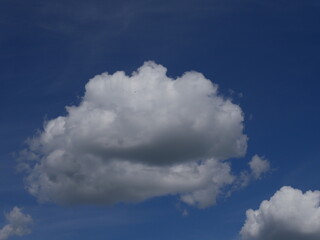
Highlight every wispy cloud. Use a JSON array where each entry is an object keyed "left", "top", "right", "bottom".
[
  {"left": 0, "top": 207, "right": 33, "bottom": 240},
  {"left": 227, "top": 155, "right": 271, "bottom": 194}
]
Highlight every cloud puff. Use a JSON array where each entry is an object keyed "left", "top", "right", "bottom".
[
  {"left": 249, "top": 155, "right": 270, "bottom": 180},
  {"left": 229, "top": 155, "right": 270, "bottom": 192},
  {"left": 0, "top": 207, "right": 33, "bottom": 240},
  {"left": 23, "top": 61, "right": 248, "bottom": 208},
  {"left": 240, "top": 186, "right": 320, "bottom": 240}
]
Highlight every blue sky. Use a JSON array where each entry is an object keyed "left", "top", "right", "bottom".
[{"left": 1, "top": 1, "right": 320, "bottom": 240}]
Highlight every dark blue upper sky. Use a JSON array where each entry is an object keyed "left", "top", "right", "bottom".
[{"left": 1, "top": 0, "right": 320, "bottom": 239}]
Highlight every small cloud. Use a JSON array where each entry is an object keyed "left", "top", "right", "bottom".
[
  {"left": 240, "top": 186, "right": 320, "bottom": 240},
  {"left": 0, "top": 207, "right": 33, "bottom": 240},
  {"left": 227, "top": 155, "right": 271, "bottom": 195},
  {"left": 249, "top": 155, "right": 270, "bottom": 179}
]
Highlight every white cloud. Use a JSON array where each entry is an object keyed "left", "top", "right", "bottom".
[
  {"left": 0, "top": 207, "right": 33, "bottom": 240},
  {"left": 240, "top": 186, "right": 320, "bottom": 240},
  {"left": 249, "top": 155, "right": 270, "bottom": 179},
  {"left": 23, "top": 61, "right": 248, "bottom": 208},
  {"left": 228, "top": 155, "right": 270, "bottom": 194}
]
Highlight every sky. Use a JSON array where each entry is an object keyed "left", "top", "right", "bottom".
[{"left": 1, "top": 0, "right": 320, "bottom": 239}]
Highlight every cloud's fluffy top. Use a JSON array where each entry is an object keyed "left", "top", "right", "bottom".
[
  {"left": 35, "top": 61, "right": 247, "bottom": 164},
  {"left": 249, "top": 155, "right": 270, "bottom": 179},
  {"left": 240, "top": 186, "right": 320, "bottom": 240},
  {"left": 24, "top": 61, "right": 248, "bottom": 208},
  {"left": 0, "top": 207, "right": 33, "bottom": 240}
]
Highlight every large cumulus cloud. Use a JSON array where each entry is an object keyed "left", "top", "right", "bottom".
[
  {"left": 23, "top": 61, "right": 248, "bottom": 208},
  {"left": 240, "top": 186, "right": 320, "bottom": 240}
]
